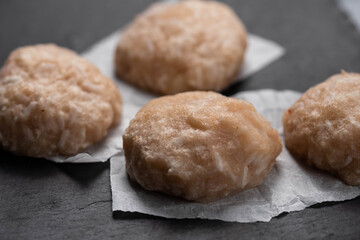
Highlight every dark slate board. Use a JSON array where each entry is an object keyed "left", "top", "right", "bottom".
[{"left": 1, "top": 0, "right": 360, "bottom": 239}]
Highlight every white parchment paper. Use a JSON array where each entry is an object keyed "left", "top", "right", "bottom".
[
  {"left": 48, "top": 24, "right": 284, "bottom": 163},
  {"left": 110, "top": 90, "right": 360, "bottom": 222}
]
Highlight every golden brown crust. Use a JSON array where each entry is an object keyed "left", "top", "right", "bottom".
[
  {"left": 123, "top": 91, "right": 282, "bottom": 202},
  {"left": 283, "top": 72, "right": 360, "bottom": 185},
  {"left": 115, "top": 0, "right": 247, "bottom": 95},
  {"left": 0, "top": 44, "right": 122, "bottom": 157}
]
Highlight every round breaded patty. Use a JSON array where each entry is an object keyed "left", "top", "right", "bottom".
[
  {"left": 115, "top": 0, "right": 247, "bottom": 95},
  {"left": 283, "top": 72, "right": 360, "bottom": 185},
  {"left": 123, "top": 92, "right": 282, "bottom": 202},
  {"left": 0, "top": 44, "right": 122, "bottom": 157}
]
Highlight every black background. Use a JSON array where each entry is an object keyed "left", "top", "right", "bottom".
[{"left": 1, "top": 0, "right": 360, "bottom": 239}]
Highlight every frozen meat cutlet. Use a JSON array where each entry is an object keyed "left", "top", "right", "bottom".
[
  {"left": 123, "top": 91, "right": 282, "bottom": 202},
  {"left": 282, "top": 72, "right": 360, "bottom": 185},
  {"left": 115, "top": 0, "right": 247, "bottom": 95},
  {"left": 0, "top": 44, "right": 122, "bottom": 157}
]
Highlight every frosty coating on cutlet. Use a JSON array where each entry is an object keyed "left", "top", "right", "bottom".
[
  {"left": 115, "top": 0, "right": 247, "bottom": 95},
  {"left": 123, "top": 91, "right": 282, "bottom": 202},
  {"left": 0, "top": 44, "right": 122, "bottom": 157},
  {"left": 283, "top": 72, "right": 360, "bottom": 185}
]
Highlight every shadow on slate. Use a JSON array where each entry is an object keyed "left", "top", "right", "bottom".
[
  {"left": 221, "top": 76, "right": 252, "bottom": 97},
  {"left": 57, "top": 161, "right": 109, "bottom": 186},
  {"left": 112, "top": 205, "right": 289, "bottom": 222},
  {"left": 0, "top": 148, "right": 109, "bottom": 186},
  {"left": 0, "top": 149, "right": 56, "bottom": 179},
  {"left": 113, "top": 211, "right": 166, "bottom": 221},
  {"left": 310, "top": 200, "right": 345, "bottom": 209},
  {"left": 113, "top": 210, "right": 233, "bottom": 227}
]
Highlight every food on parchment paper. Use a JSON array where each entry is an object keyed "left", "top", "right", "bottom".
[
  {"left": 283, "top": 71, "right": 360, "bottom": 185},
  {"left": 115, "top": 0, "right": 247, "bottom": 95},
  {"left": 123, "top": 91, "right": 282, "bottom": 202},
  {"left": 0, "top": 44, "right": 122, "bottom": 157}
]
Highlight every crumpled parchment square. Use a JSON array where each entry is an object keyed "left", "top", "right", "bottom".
[{"left": 109, "top": 90, "right": 360, "bottom": 223}]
